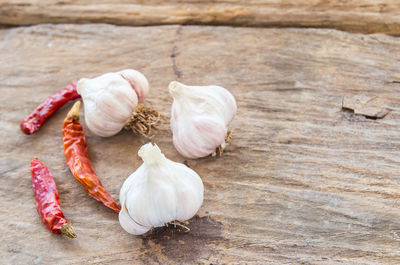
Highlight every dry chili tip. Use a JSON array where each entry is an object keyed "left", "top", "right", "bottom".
[
  {"left": 30, "top": 158, "right": 77, "bottom": 238},
  {"left": 21, "top": 82, "right": 80, "bottom": 135},
  {"left": 62, "top": 101, "right": 121, "bottom": 213}
]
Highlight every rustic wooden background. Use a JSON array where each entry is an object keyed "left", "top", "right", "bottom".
[{"left": 1, "top": 1, "right": 400, "bottom": 264}]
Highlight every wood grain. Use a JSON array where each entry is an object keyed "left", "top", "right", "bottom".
[
  {"left": 1, "top": 1, "right": 400, "bottom": 34},
  {"left": 1, "top": 24, "right": 400, "bottom": 264}
]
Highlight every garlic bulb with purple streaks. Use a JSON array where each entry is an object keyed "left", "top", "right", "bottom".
[
  {"left": 169, "top": 81, "right": 237, "bottom": 158},
  {"left": 77, "top": 69, "right": 149, "bottom": 137},
  {"left": 119, "top": 143, "right": 204, "bottom": 235}
]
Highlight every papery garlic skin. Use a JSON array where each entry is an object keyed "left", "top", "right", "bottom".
[
  {"left": 77, "top": 69, "right": 149, "bottom": 137},
  {"left": 119, "top": 143, "right": 204, "bottom": 235},
  {"left": 117, "top": 69, "right": 149, "bottom": 102},
  {"left": 169, "top": 81, "right": 237, "bottom": 158}
]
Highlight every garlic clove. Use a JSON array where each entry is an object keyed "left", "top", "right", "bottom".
[
  {"left": 96, "top": 91, "right": 135, "bottom": 123},
  {"left": 173, "top": 163, "right": 205, "bottom": 221},
  {"left": 119, "top": 143, "right": 204, "bottom": 235},
  {"left": 119, "top": 208, "right": 151, "bottom": 235},
  {"left": 169, "top": 81, "right": 237, "bottom": 124},
  {"left": 169, "top": 81, "right": 237, "bottom": 158},
  {"left": 117, "top": 69, "right": 149, "bottom": 102},
  {"left": 171, "top": 113, "right": 226, "bottom": 158},
  {"left": 84, "top": 109, "right": 123, "bottom": 137}
]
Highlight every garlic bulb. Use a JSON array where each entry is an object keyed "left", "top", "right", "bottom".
[
  {"left": 169, "top": 81, "right": 237, "bottom": 158},
  {"left": 77, "top": 69, "right": 149, "bottom": 137},
  {"left": 119, "top": 143, "right": 204, "bottom": 235}
]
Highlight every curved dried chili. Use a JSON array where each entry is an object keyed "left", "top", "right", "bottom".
[
  {"left": 30, "top": 158, "right": 77, "bottom": 238},
  {"left": 21, "top": 82, "right": 80, "bottom": 135},
  {"left": 62, "top": 101, "right": 121, "bottom": 213}
]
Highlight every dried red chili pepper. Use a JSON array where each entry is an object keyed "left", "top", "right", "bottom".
[
  {"left": 62, "top": 101, "right": 121, "bottom": 213},
  {"left": 30, "top": 158, "right": 77, "bottom": 238},
  {"left": 21, "top": 82, "right": 80, "bottom": 135}
]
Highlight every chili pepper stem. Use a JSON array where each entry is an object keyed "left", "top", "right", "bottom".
[
  {"left": 60, "top": 223, "right": 77, "bottom": 238},
  {"left": 124, "top": 104, "right": 164, "bottom": 138},
  {"left": 67, "top": 101, "right": 81, "bottom": 121}
]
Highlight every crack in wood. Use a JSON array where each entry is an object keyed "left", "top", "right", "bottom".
[
  {"left": 170, "top": 45, "right": 181, "bottom": 78},
  {"left": 170, "top": 26, "right": 183, "bottom": 79}
]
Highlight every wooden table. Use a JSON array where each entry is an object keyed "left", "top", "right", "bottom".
[{"left": 1, "top": 1, "right": 400, "bottom": 264}]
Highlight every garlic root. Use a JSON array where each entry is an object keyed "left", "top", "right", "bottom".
[
  {"left": 165, "top": 220, "right": 190, "bottom": 232},
  {"left": 124, "top": 104, "right": 164, "bottom": 138},
  {"left": 216, "top": 130, "right": 233, "bottom": 156}
]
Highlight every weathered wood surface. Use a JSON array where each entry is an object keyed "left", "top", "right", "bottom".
[
  {"left": 1, "top": 0, "right": 400, "bottom": 34},
  {"left": 1, "top": 24, "right": 400, "bottom": 264}
]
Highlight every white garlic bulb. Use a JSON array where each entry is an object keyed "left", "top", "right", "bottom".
[
  {"left": 77, "top": 69, "right": 149, "bottom": 137},
  {"left": 169, "top": 81, "right": 237, "bottom": 158},
  {"left": 119, "top": 143, "right": 204, "bottom": 235}
]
